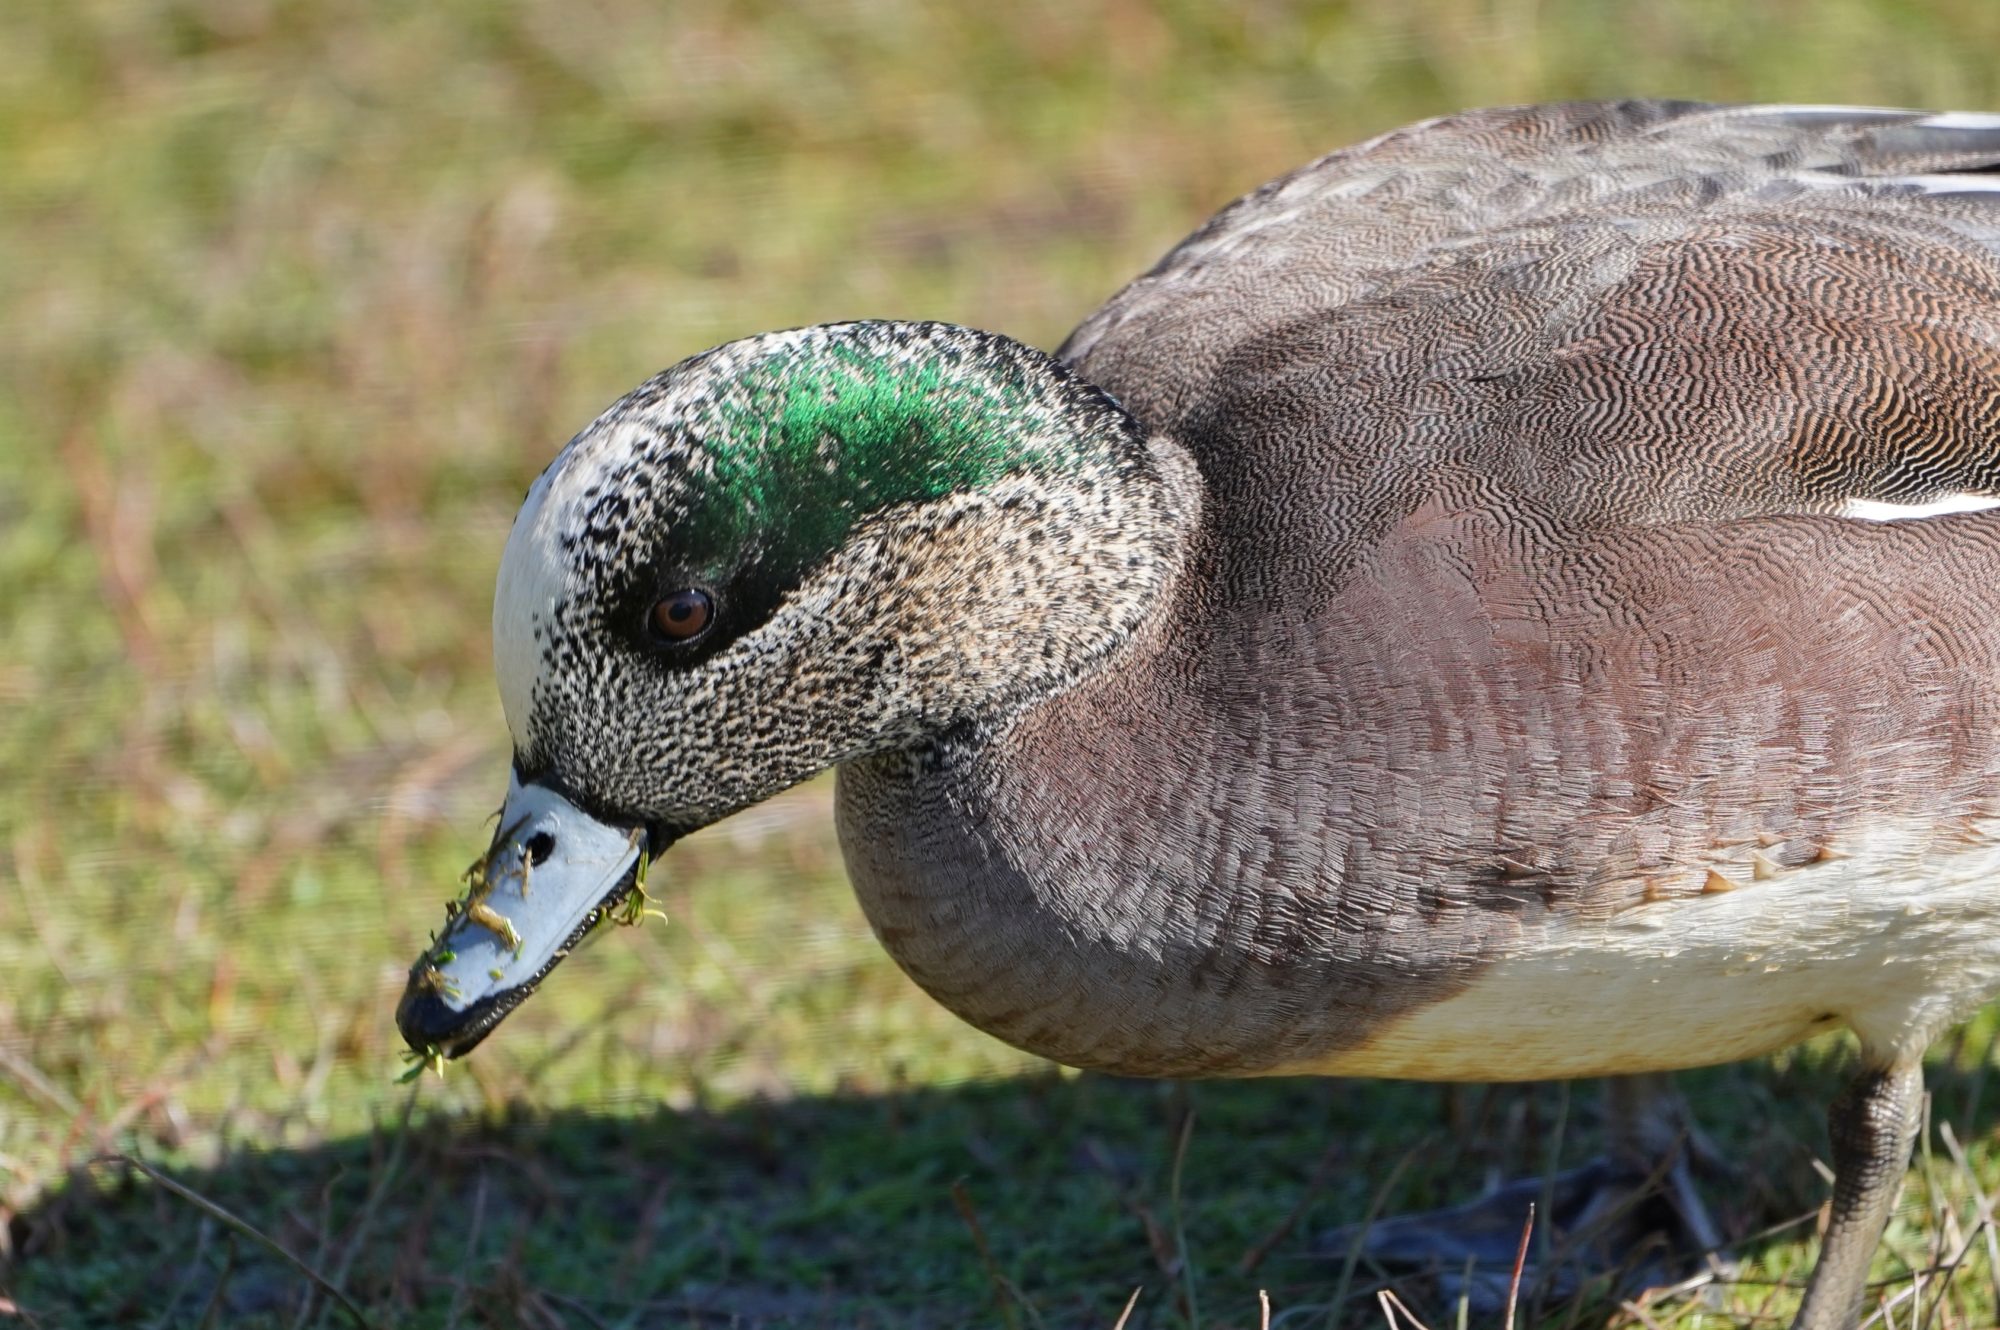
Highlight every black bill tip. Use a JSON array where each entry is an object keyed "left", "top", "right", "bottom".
[{"left": 395, "top": 977, "right": 511, "bottom": 1061}]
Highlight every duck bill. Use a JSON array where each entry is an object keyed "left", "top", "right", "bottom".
[{"left": 397, "top": 773, "right": 651, "bottom": 1060}]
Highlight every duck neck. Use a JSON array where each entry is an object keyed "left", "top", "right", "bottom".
[
  {"left": 833, "top": 432, "right": 1523, "bottom": 1078},
  {"left": 837, "top": 430, "right": 1346, "bottom": 1077}
]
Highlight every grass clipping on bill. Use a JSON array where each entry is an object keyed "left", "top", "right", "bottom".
[{"left": 395, "top": 840, "right": 664, "bottom": 1083}]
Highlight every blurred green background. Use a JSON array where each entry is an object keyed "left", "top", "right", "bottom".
[{"left": 6, "top": 2, "right": 2000, "bottom": 1326}]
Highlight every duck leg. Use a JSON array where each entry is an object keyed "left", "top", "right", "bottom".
[
  {"left": 1792, "top": 1060, "right": 1923, "bottom": 1330},
  {"left": 1328, "top": 1074, "right": 1729, "bottom": 1313}
]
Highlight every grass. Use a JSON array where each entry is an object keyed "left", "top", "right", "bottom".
[{"left": 4, "top": 0, "right": 2000, "bottom": 1325}]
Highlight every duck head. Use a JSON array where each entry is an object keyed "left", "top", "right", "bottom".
[{"left": 396, "top": 320, "right": 1189, "bottom": 1060}]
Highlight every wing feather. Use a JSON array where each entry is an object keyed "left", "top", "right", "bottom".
[{"left": 1061, "top": 100, "right": 2000, "bottom": 526}]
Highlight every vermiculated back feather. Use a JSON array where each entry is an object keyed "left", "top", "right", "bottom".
[{"left": 1062, "top": 101, "right": 2000, "bottom": 531}]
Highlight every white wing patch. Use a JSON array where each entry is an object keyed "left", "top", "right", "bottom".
[
  {"left": 1769, "top": 171, "right": 2000, "bottom": 199},
  {"left": 1740, "top": 104, "right": 1918, "bottom": 122},
  {"left": 1840, "top": 493, "right": 2000, "bottom": 521},
  {"left": 1887, "top": 174, "right": 2000, "bottom": 196},
  {"left": 1915, "top": 111, "right": 2000, "bottom": 131}
]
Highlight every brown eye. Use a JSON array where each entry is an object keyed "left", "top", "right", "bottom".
[{"left": 650, "top": 589, "right": 714, "bottom": 641}]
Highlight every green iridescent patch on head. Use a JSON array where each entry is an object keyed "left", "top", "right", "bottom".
[{"left": 673, "top": 324, "right": 1102, "bottom": 573}]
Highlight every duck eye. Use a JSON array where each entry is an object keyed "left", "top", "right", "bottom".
[{"left": 649, "top": 589, "right": 714, "bottom": 642}]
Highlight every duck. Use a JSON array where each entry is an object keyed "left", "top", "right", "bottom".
[{"left": 396, "top": 100, "right": 2000, "bottom": 1329}]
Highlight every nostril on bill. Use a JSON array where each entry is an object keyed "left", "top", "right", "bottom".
[{"left": 524, "top": 831, "right": 555, "bottom": 866}]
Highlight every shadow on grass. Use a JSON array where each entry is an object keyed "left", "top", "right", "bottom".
[{"left": 6, "top": 1045, "right": 1995, "bottom": 1330}]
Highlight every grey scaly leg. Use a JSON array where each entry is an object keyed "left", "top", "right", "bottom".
[{"left": 1792, "top": 1062, "right": 1924, "bottom": 1330}]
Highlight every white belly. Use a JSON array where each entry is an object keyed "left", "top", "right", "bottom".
[{"left": 1276, "top": 829, "right": 2000, "bottom": 1081}]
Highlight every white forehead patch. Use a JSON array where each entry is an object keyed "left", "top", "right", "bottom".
[
  {"left": 492, "top": 407, "right": 679, "bottom": 750},
  {"left": 493, "top": 464, "right": 570, "bottom": 751}
]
